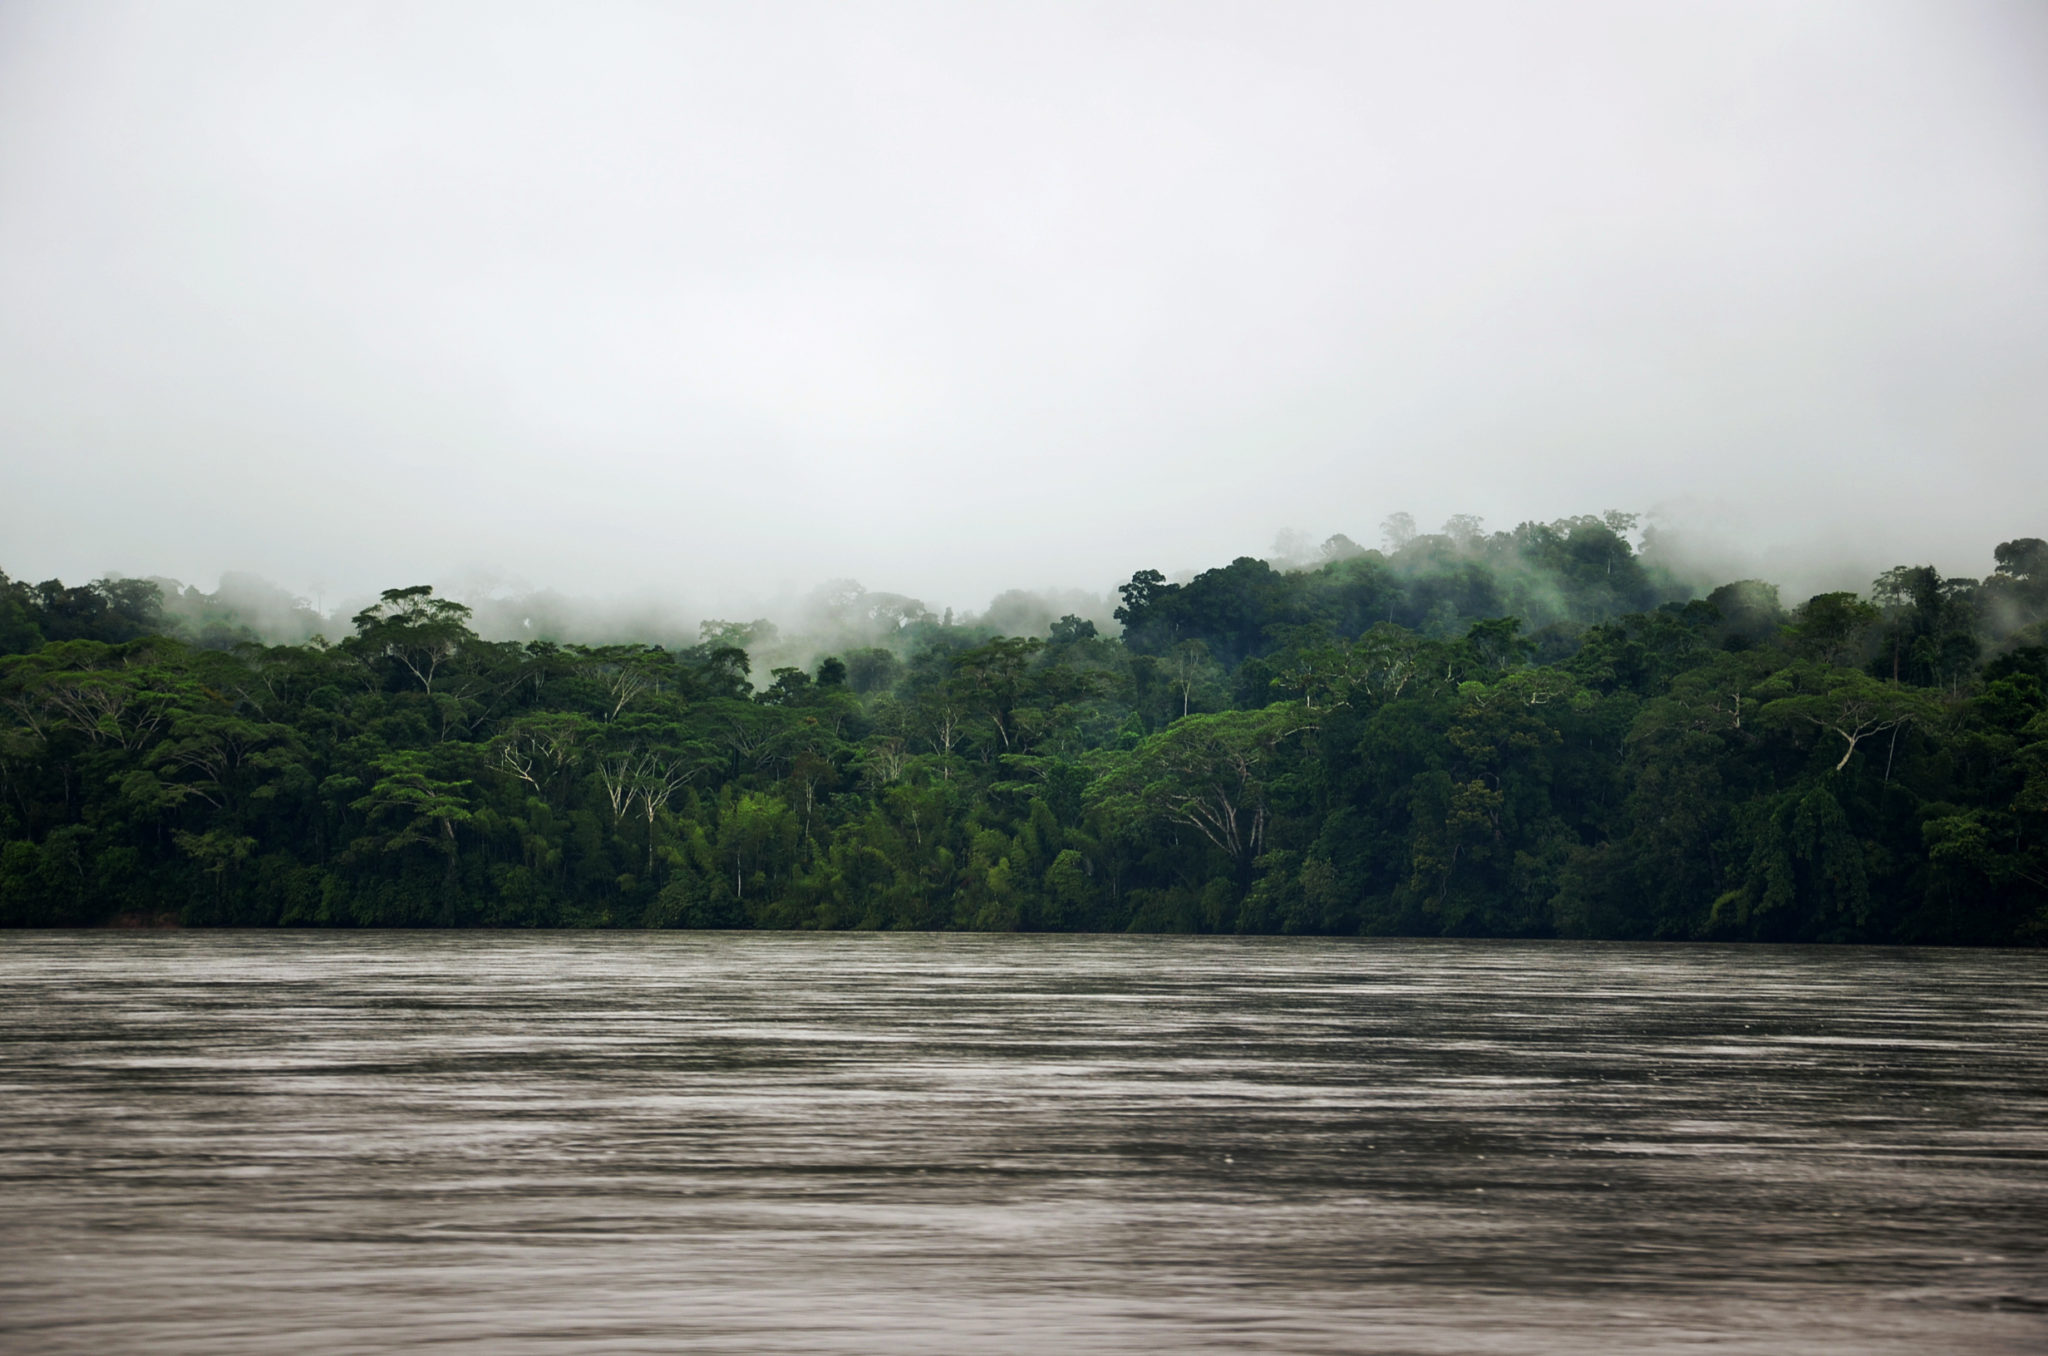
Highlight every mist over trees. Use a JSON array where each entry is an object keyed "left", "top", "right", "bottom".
[{"left": 3, "top": 512, "right": 2045, "bottom": 942}]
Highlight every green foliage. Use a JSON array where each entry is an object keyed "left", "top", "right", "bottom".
[{"left": 1, "top": 526, "right": 2042, "bottom": 942}]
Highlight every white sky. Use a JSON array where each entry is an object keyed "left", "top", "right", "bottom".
[{"left": 2, "top": 0, "right": 2045, "bottom": 615}]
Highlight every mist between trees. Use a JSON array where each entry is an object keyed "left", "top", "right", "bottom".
[{"left": 3, "top": 513, "right": 2045, "bottom": 942}]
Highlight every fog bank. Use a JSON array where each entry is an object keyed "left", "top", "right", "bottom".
[{"left": 2, "top": 2, "right": 2043, "bottom": 611}]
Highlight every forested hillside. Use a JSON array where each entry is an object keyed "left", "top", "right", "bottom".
[{"left": 4, "top": 516, "right": 2045, "bottom": 941}]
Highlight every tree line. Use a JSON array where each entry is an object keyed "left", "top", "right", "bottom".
[{"left": 3, "top": 515, "right": 2044, "bottom": 941}]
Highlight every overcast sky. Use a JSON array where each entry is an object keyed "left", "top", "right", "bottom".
[{"left": 2, "top": 0, "right": 2044, "bottom": 617}]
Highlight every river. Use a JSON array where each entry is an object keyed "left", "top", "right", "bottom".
[{"left": 1, "top": 932, "right": 2043, "bottom": 1353}]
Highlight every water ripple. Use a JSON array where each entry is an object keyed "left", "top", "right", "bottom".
[{"left": 1, "top": 933, "right": 2044, "bottom": 1353}]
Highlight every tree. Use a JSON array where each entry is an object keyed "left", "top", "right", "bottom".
[
  {"left": 912, "top": 683, "right": 972, "bottom": 772},
  {"left": 349, "top": 749, "right": 477, "bottom": 878},
  {"left": 0, "top": 640, "right": 185, "bottom": 751},
  {"left": 604, "top": 711, "right": 717, "bottom": 872},
  {"left": 1758, "top": 664, "right": 1940, "bottom": 774},
  {"left": 1381, "top": 512, "right": 1417, "bottom": 551},
  {"left": 1048, "top": 615, "right": 1098, "bottom": 646},
  {"left": 716, "top": 790, "right": 798, "bottom": 904},
  {"left": 492, "top": 712, "right": 593, "bottom": 807},
  {"left": 1870, "top": 565, "right": 1979, "bottom": 690},
  {"left": 1982, "top": 540, "right": 2048, "bottom": 646},
  {"left": 1089, "top": 704, "right": 1312, "bottom": 873},
  {"left": 843, "top": 648, "right": 900, "bottom": 693},
  {"left": 30, "top": 577, "right": 164, "bottom": 643},
  {"left": 1714, "top": 781, "right": 1872, "bottom": 938},
  {"left": 1166, "top": 639, "right": 1219, "bottom": 719},
  {"left": 350, "top": 587, "right": 476, "bottom": 695},
  {"left": 1113, "top": 569, "right": 1179, "bottom": 652},
  {"left": 4, "top": 517, "right": 2045, "bottom": 943},
  {"left": 569, "top": 643, "right": 670, "bottom": 721},
  {"left": 1463, "top": 617, "right": 1533, "bottom": 673},
  {"left": 1791, "top": 593, "right": 1879, "bottom": 666},
  {"left": 1442, "top": 514, "right": 1485, "bottom": 545},
  {"left": 147, "top": 710, "right": 303, "bottom": 811},
  {"left": 1705, "top": 580, "right": 1783, "bottom": 650}
]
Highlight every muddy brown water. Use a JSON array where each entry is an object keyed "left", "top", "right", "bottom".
[{"left": 1, "top": 932, "right": 2043, "bottom": 1353}]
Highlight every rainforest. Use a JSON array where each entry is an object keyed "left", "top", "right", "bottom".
[{"left": 3, "top": 515, "right": 2045, "bottom": 942}]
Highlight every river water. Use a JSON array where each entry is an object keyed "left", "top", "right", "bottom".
[{"left": 0, "top": 933, "right": 2043, "bottom": 1354}]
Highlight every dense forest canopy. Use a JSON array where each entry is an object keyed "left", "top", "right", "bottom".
[{"left": 4, "top": 514, "right": 2045, "bottom": 942}]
